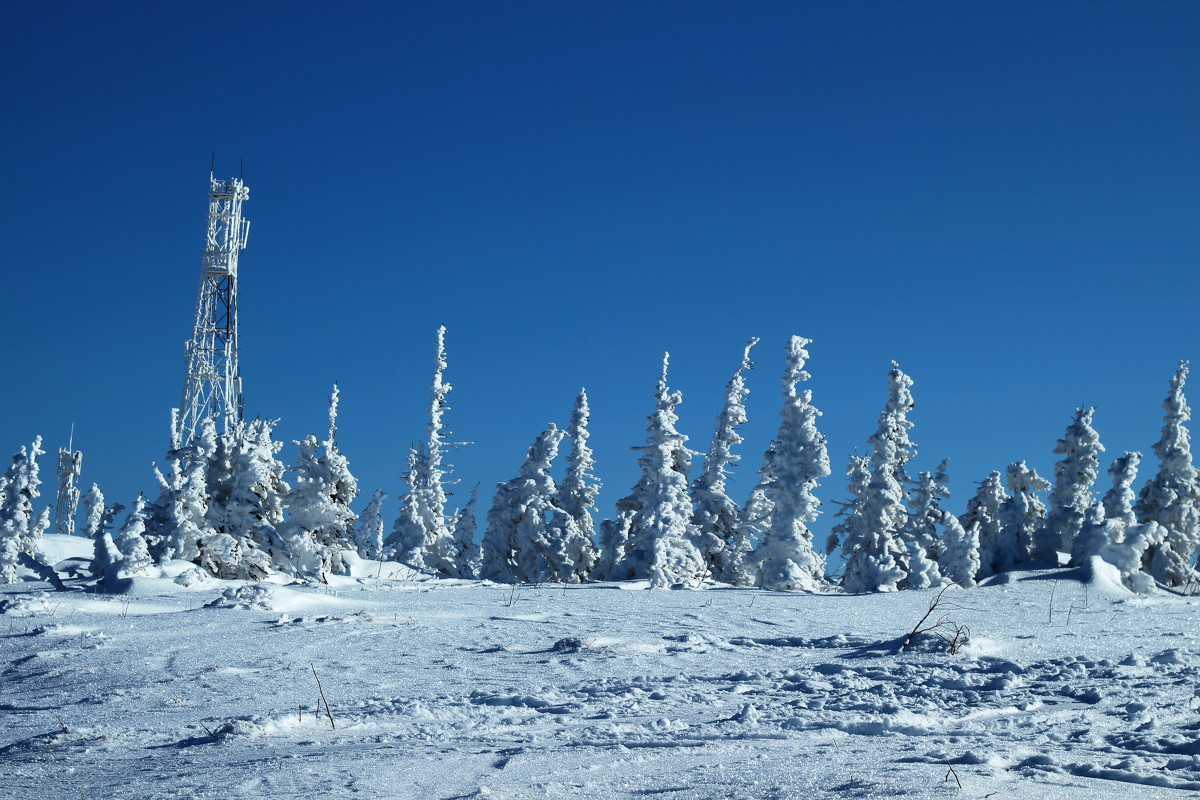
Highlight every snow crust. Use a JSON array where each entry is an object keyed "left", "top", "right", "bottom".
[{"left": 3, "top": 534, "right": 1198, "bottom": 799}]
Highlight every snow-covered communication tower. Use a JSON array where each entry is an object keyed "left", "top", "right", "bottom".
[
  {"left": 177, "top": 173, "right": 250, "bottom": 444},
  {"left": 53, "top": 435, "right": 82, "bottom": 537}
]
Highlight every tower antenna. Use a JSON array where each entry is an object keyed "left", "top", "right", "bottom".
[
  {"left": 54, "top": 425, "right": 82, "bottom": 537},
  {"left": 176, "top": 171, "right": 250, "bottom": 444}
]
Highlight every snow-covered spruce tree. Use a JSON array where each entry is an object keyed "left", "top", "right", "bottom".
[
  {"left": 83, "top": 484, "right": 123, "bottom": 584},
  {"left": 1034, "top": 407, "right": 1105, "bottom": 563},
  {"left": 388, "top": 447, "right": 426, "bottom": 565},
  {"left": 148, "top": 416, "right": 219, "bottom": 566},
  {"left": 115, "top": 495, "right": 153, "bottom": 576},
  {"left": 1073, "top": 452, "right": 1140, "bottom": 565},
  {"left": 1103, "top": 451, "right": 1141, "bottom": 527},
  {"left": 558, "top": 389, "right": 600, "bottom": 578},
  {"left": 281, "top": 385, "right": 359, "bottom": 579},
  {"left": 959, "top": 471, "right": 1008, "bottom": 579},
  {"left": 1074, "top": 452, "right": 1164, "bottom": 592},
  {"left": 203, "top": 419, "right": 292, "bottom": 580},
  {"left": 388, "top": 326, "right": 465, "bottom": 575},
  {"left": 354, "top": 489, "right": 388, "bottom": 561},
  {"left": 480, "top": 425, "right": 567, "bottom": 583},
  {"left": 442, "top": 485, "right": 480, "bottom": 579},
  {"left": 0, "top": 437, "right": 48, "bottom": 583},
  {"left": 903, "top": 461, "right": 949, "bottom": 589},
  {"left": 939, "top": 512, "right": 981, "bottom": 588},
  {"left": 749, "top": 336, "right": 831, "bottom": 591},
  {"left": 542, "top": 509, "right": 593, "bottom": 583},
  {"left": 143, "top": 409, "right": 185, "bottom": 559},
  {"left": 826, "top": 453, "right": 869, "bottom": 562},
  {"left": 690, "top": 339, "right": 757, "bottom": 583},
  {"left": 995, "top": 461, "right": 1051, "bottom": 572},
  {"left": 730, "top": 485, "right": 772, "bottom": 585},
  {"left": 612, "top": 354, "right": 706, "bottom": 588},
  {"left": 594, "top": 511, "right": 634, "bottom": 581},
  {"left": 1135, "top": 361, "right": 1200, "bottom": 587},
  {"left": 839, "top": 362, "right": 916, "bottom": 593}
]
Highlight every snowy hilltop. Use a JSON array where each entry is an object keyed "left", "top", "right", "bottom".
[{"left": 1, "top": 534, "right": 1198, "bottom": 798}]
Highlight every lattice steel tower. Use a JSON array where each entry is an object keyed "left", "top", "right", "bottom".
[
  {"left": 53, "top": 429, "right": 82, "bottom": 537},
  {"left": 177, "top": 173, "right": 250, "bottom": 445}
]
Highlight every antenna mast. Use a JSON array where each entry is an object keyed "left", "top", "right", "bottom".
[
  {"left": 176, "top": 170, "right": 250, "bottom": 444},
  {"left": 54, "top": 425, "right": 82, "bottom": 536}
]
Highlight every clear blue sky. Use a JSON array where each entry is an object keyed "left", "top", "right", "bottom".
[{"left": 3, "top": 1, "right": 1198, "bottom": 549}]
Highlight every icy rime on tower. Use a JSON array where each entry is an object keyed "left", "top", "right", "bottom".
[
  {"left": 177, "top": 173, "right": 249, "bottom": 446},
  {"left": 54, "top": 444, "right": 82, "bottom": 537},
  {"left": 690, "top": 339, "right": 757, "bottom": 584},
  {"left": 749, "top": 336, "right": 831, "bottom": 591}
]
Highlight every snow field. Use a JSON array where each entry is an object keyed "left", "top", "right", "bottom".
[{"left": 1, "top": 536, "right": 1198, "bottom": 799}]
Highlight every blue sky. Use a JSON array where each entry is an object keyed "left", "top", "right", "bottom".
[{"left": 3, "top": 1, "right": 1198, "bottom": 550}]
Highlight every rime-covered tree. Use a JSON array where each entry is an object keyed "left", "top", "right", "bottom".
[
  {"left": 443, "top": 485, "right": 480, "bottom": 579},
  {"left": 691, "top": 339, "right": 757, "bottom": 582},
  {"left": 354, "top": 489, "right": 388, "bottom": 561},
  {"left": 0, "top": 437, "right": 48, "bottom": 584},
  {"left": 611, "top": 354, "right": 706, "bottom": 588},
  {"left": 594, "top": 512, "right": 634, "bottom": 581},
  {"left": 1075, "top": 452, "right": 1164, "bottom": 592},
  {"left": 839, "top": 363, "right": 916, "bottom": 593},
  {"left": 960, "top": 471, "right": 1008, "bottom": 579},
  {"left": 1035, "top": 407, "right": 1104, "bottom": 563},
  {"left": 1135, "top": 361, "right": 1200, "bottom": 587},
  {"left": 1103, "top": 451, "right": 1141, "bottom": 527},
  {"left": 539, "top": 510, "right": 592, "bottom": 583},
  {"left": 558, "top": 390, "right": 600, "bottom": 577},
  {"left": 389, "top": 326, "right": 465, "bottom": 574},
  {"left": 995, "top": 461, "right": 1050, "bottom": 571},
  {"left": 116, "top": 495, "right": 153, "bottom": 575},
  {"left": 84, "top": 485, "right": 123, "bottom": 584},
  {"left": 749, "top": 336, "right": 831, "bottom": 591},
  {"left": 480, "top": 425, "right": 567, "bottom": 583},
  {"left": 204, "top": 419, "right": 292, "bottom": 580},
  {"left": 1073, "top": 452, "right": 1140, "bottom": 565},
  {"left": 903, "top": 461, "right": 949, "bottom": 589},
  {"left": 147, "top": 416, "right": 217, "bottom": 567},
  {"left": 388, "top": 447, "right": 427, "bottom": 566},
  {"left": 729, "top": 486, "right": 772, "bottom": 585},
  {"left": 560, "top": 389, "right": 600, "bottom": 540},
  {"left": 826, "top": 453, "right": 870, "bottom": 561},
  {"left": 282, "top": 385, "right": 359, "bottom": 578},
  {"left": 939, "top": 512, "right": 980, "bottom": 588}
]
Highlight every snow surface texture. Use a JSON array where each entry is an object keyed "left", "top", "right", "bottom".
[{"left": 3, "top": 535, "right": 1199, "bottom": 799}]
